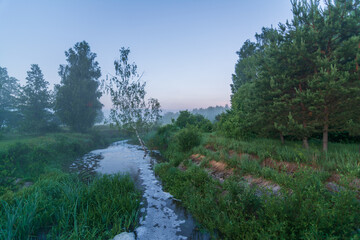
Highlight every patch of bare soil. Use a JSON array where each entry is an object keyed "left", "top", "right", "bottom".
[
  {"left": 243, "top": 175, "right": 282, "bottom": 196},
  {"left": 208, "top": 160, "right": 233, "bottom": 182},
  {"left": 325, "top": 174, "right": 360, "bottom": 198},
  {"left": 189, "top": 153, "right": 233, "bottom": 182},
  {"left": 350, "top": 178, "right": 360, "bottom": 190},
  {"left": 205, "top": 144, "right": 217, "bottom": 152},
  {"left": 189, "top": 154, "right": 205, "bottom": 164},
  {"left": 177, "top": 163, "right": 187, "bottom": 172},
  {"left": 228, "top": 150, "right": 259, "bottom": 160},
  {"left": 262, "top": 158, "right": 304, "bottom": 174}
]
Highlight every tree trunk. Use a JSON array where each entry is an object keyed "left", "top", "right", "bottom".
[
  {"left": 280, "top": 133, "right": 285, "bottom": 145},
  {"left": 303, "top": 137, "right": 309, "bottom": 150},
  {"left": 134, "top": 128, "right": 147, "bottom": 154},
  {"left": 322, "top": 124, "right": 329, "bottom": 152},
  {"left": 322, "top": 107, "right": 329, "bottom": 152}
]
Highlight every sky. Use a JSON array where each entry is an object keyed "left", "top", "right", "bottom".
[{"left": 0, "top": 0, "right": 294, "bottom": 111}]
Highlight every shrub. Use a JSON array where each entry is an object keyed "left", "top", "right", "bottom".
[
  {"left": 175, "top": 111, "right": 213, "bottom": 132},
  {"left": 176, "top": 126, "right": 201, "bottom": 152},
  {"left": 148, "top": 124, "right": 177, "bottom": 151}
]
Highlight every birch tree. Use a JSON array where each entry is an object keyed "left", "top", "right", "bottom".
[{"left": 107, "top": 47, "right": 161, "bottom": 149}]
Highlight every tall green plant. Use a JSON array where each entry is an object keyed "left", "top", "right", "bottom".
[
  {"left": 0, "top": 67, "right": 20, "bottom": 131},
  {"left": 19, "top": 64, "right": 53, "bottom": 133},
  {"left": 55, "top": 41, "right": 102, "bottom": 132}
]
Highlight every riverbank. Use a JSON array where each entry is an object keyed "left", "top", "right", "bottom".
[
  {"left": 150, "top": 128, "right": 360, "bottom": 239},
  {"left": 0, "top": 127, "right": 142, "bottom": 239}
]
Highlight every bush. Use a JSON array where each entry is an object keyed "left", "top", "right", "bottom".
[
  {"left": 176, "top": 126, "right": 201, "bottom": 152},
  {"left": 148, "top": 124, "right": 177, "bottom": 151},
  {"left": 175, "top": 111, "right": 213, "bottom": 132}
]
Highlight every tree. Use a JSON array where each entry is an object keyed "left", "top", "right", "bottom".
[
  {"left": 175, "top": 110, "right": 212, "bottom": 132},
  {"left": 106, "top": 47, "right": 161, "bottom": 149},
  {"left": 0, "top": 67, "right": 20, "bottom": 131},
  {"left": 55, "top": 41, "right": 102, "bottom": 132},
  {"left": 284, "top": 0, "right": 360, "bottom": 151},
  {"left": 231, "top": 40, "right": 259, "bottom": 94},
  {"left": 19, "top": 64, "right": 52, "bottom": 132}
]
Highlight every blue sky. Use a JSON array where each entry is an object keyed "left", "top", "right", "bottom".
[{"left": 0, "top": 0, "right": 293, "bottom": 111}]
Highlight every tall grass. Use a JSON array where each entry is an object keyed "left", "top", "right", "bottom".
[
  {"left": 150, "top": 126, "right": 360, "bottom": 239},
  {"left": 0, "top": 172, "right": 141, "bottom": 240},
  {"left": 0, "top": 130, "right": 121, "bottom": 194},
  {"left": 155, "top": 162, "right": 360, "bottom": 239},
  {"left": 204, "top": 134, "right": 360, "bottom": 177}
]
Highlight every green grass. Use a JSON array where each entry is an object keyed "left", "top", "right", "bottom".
[
  {"left": 155, "top": 161, "right": 360, "bottom": 239},
  {"left": 0, "top": 172, "right": 141, "bottom": 240},
  {"left": 0, "top": 127, "right": 123, "bottom": 191},
  {"left": 149, "top": 127, "right": 360, "bottom": 239},
  {"left": 0, "top": 126, "right": 142, "bottom": 239},
  {"left": 204, "top": 134, "right": 360, "bottom": 177}
]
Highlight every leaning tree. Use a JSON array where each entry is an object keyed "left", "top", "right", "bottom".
[{"left": 106, "top": 47, "right": 161, "bottom": 150}]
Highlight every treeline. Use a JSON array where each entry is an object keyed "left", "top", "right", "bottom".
[
  {"left": 161, "top": 105, "right": 229, "bottom": 125},
  {"left": 0, "top": 41, "right": 103, "bottom": 135},
  {"left": 218, "top": 0, "right": 360, "bottom": 151}
]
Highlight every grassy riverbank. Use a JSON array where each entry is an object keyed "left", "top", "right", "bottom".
[
  {"left": 150, "top": 126, "right": 360, "bottom": 239},
  {"left": 0, "top": 127, "right": 141, "bottom": 239}
]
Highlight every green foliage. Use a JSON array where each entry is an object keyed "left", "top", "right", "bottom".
[
  {"left": 19, "top": 64, "right": 54, "bottom": 133},
  {"left": 231, "top": 39, "right": 259, "bottom": 93},
  {"left": 155, "top": 147, "right": 360, "bottom": 239},
  {"left": 175, "top": 110, "right": 212, "bottom": 132},
  {"left": 0, "top": 131, "right": 116, "bottom": 194},
  {"left": 0, "top": 172, "right": 141, "bottom": 240},
  {"left": 106, "top": 47, "right": 161, "bottom": 146},
  {"left": 147, "top": 124, "right": 177, "bottom": 151},
  {"left": 0, "top": 127, "right": 136, "bottom": 239},
  {"left": 160, "top": 106, "right": 229, "bottom": 125},
  {"left": 0, "top": 66, "right": 21, "bottom": 131},
  {"left": 225, "top": 0, "right": 360, "bottom": 151},
  {"left": 55, "top": 41, "right": 103, "bottom": 132},
  {"left": 176, "top": 126, "right": 201, "bottom": 152}
]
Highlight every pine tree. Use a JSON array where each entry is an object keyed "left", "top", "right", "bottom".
[
  {"left": 55, "top": 41, "right": 102, "bottom": 132},
  {"left": 20, "top": 64, "right": 52, "bottom": 132},
  {"left": 0, "top": 67, "right": 20, "bottom": 131},
  {"left": 288, "top": 0, "right": 360, "bottom": 151}
]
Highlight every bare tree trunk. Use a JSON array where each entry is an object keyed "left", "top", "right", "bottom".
[
  {"left": 134, "top": 128, "right": 147, "bottom": 154},
  {"left": 299, "top": 83, "right": 310, "bottom": 150},
  {"left": 303, "top": 137, "right": 309, "bottom": 150},
  {"left": 280, "top": 133, "right": 285, "bottom": 145},
  {"left": 322, "top": 107, "right": 329, "bottom": 152},
  {"left": 322, "top": 124, "right": 329, "bottom": 152}
]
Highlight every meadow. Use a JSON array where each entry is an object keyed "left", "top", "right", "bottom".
[
  {"left": 0, "top": 127, "right": 141, "bottom": 240},
  {"left": 150, "top": 125, "right": 360, "bottom": 239}
]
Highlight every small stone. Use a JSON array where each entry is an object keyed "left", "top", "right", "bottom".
[{"left": 112, "top": 232, "right": 135, "bottom": 240}]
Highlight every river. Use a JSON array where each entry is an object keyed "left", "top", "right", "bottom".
[{"left": 70, "top": 140, "right": 210, "bottom": 240}]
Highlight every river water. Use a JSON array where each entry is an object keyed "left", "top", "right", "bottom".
[{"left": 70, "top": 141, "right": 210, "bottom": 240}]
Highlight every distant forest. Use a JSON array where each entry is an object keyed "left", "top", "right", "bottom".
[{"left": 160, "top": 105, "right": 229, "bottom": 125}]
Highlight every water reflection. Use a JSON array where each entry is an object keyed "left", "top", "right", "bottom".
[{"left": 73, "top": 141, "right": 211, "bottom": 240}]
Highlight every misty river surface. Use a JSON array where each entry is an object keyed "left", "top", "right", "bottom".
[{"left": 70, "top": 141, "right": 210, "bottom": 240}]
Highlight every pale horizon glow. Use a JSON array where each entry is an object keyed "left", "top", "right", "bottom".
[{"left": 0, "top": 0, "right": 294, "bottom": 111}]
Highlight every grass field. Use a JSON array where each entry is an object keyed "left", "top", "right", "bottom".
[
  {"left": 152, "top": 130, "right": 360, "bottom": 239},
  {"left": 0, "top": 126, "right": 141, "bottom": 239}
]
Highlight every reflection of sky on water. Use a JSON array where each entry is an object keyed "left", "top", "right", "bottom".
[{"left": 73, "top": 141, "right": 211, "bottom": 240}]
